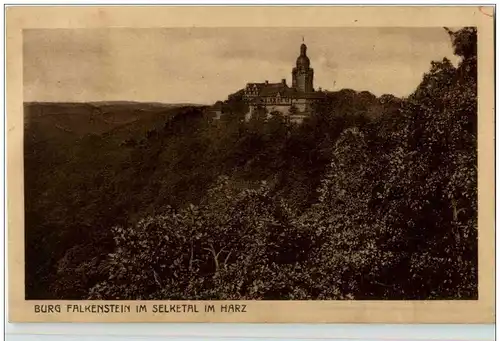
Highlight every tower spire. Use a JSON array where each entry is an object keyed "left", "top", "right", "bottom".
[{"left": 293, "top": 39, "right": 313, "bottom": 92}]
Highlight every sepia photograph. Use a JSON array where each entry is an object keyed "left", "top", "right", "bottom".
[
  {"left": 24, "top": 25, "right": 479, "bottom": 301},
  {"left": 7, "top": 6, "right": 495, "bottom": 323}
]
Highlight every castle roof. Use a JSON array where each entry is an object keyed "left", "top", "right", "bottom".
[
  {"left": 247, "top": 82, "right": 268, "bottom": 87},
  {"left": 259, "top": 84, "right": 294, "bottom": 97},
  {"left": 296, "top": 91, "right": 327, "bottom": 99},
  {"left": 248, "top": 84, "right": 326, "bottom": 102},
  {"left": 296, "top": 43, "right": 310, "bottom": 68}
]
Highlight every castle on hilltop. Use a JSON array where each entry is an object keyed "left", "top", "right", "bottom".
[{"left": 243, "top": 42, "right": 326, "bottom": 123}]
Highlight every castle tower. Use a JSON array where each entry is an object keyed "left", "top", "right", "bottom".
[{"left": 292, "top": 43, "right": 314, "bottom": 93}]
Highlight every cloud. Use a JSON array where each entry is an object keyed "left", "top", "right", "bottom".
[{"left": 23, "top": 27, "right": 460, "bottom": 104}]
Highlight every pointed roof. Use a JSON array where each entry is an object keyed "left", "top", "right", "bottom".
[{"left": 296, "top": 43, "right": 310, "bottom": 68}]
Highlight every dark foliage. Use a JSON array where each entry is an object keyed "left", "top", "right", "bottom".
[{"left": 25, "top": 28, "right": 477, "bottom": 300}]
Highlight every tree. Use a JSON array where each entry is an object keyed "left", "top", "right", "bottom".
[
  {"left": 369, "top": 27, "right": 478, "bottom": 298},
  {"left": 89, "top": 176, "right": 316, "bottom": 300},
  {"left": 30, "top": 27, "right": 478, "bottom": 301}
]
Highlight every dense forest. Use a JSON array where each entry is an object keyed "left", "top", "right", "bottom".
[{"left": 25, "top": 27, "right": 477, "bottom": 300}]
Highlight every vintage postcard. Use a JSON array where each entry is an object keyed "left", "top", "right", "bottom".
[{"left": 6, "top": 6, "right": 495, "bottom": 323}]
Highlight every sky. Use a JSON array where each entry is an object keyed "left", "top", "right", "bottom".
[{"left": 23, "top": 27, "right": 460, "bottom": 104}]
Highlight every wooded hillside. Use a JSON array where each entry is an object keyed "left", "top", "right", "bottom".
[{"left": 25, "top": 28, "right": 477, "bottom": 300}]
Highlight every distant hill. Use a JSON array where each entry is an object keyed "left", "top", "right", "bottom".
[
  {"left": 25, "top": 101, "right": 206, "bottom": 108},
  {"left": 24, "top": 101, "right": 208, "bottom": 139}
]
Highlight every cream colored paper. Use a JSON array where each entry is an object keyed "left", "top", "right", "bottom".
[{"left": 7, "top": 5, "right": 495, "bottom": 323}]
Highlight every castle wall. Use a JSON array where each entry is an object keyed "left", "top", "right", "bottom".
[
  {"left": 291, "top": 99, "right": 307, "bottom": 112},
  {"left": 265, "top": 105, "right": 291, "bottom": 115},
  {"left": 292, "top": 68, "right": 314, "bottom": 93}
]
